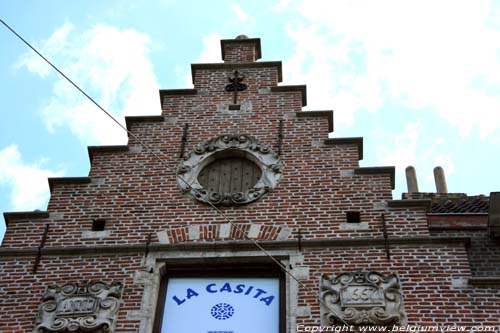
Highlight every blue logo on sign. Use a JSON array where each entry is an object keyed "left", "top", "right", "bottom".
[{"left": 210, "top": 303, "right": 234, "bottom": 320}]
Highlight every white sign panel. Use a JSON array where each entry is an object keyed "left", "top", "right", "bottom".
[{"left": 161, "top": 277, "right": 280, "bottom": 333}]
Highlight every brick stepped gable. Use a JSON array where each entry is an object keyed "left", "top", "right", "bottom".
[
  {"left": 2, "top": 36, "right": 429, "bottom": 250},
  {"left": 2, "top": 36, "right": 499, "bottom": 333}
]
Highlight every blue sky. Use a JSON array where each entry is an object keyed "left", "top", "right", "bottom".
[{"left": 1, "top": 0, "right": 500, "bottom": 242}]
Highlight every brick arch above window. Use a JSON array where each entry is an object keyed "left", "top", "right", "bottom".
[{"left": 156, "top": 223, "right": 292, "bottom": 244}]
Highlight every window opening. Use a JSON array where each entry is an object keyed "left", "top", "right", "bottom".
[
  {"left": 154, "top": 265, "right": 285, "bottom": 333},
  {"left": 92, "top": 218, "right": 106, "bottom": 231},
  {"left": 346, "top": 211, "right": 361, "bottom": 223}
]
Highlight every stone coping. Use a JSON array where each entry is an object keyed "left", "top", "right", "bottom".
[
  {"left": 387, "top": 199, "right": 432, "bottom": 211},
  {"left": 159, "top": 89, "right": 197, "bottom": 103},
  {"left": 191, "top": 61, "right": 283, "bottom": 83},
  {"left": 270, "top": 85, "right": 307, "bottom": 106},
  {"left": 324, "top": 137, "right": 363, "bottom": 160},
  {"left": 125, "top": 115, "right": 165, "bottom": 131},
  {"left": 295, "top": 110, "right": 334, "bottom": 132},
  {"left": 88, "top": 145, "right": 129, "bottom": 162},
  {"left": 355, "top": 166, "right": 395, "bottom": 189},
  {"left": 3, "top": 211, "right": 49, "bottom": 227},
  {"left": 48, "top": 177, "right": 92, "bottom": 193},
  {"left": 220, "top": 38, "right": 262, "bottom": 60}
]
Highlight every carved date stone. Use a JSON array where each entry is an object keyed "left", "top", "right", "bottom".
[
  {"left": 34, "top": 281, "right": 123, "bottom": 333},
  {"left": 321, "top": 272, "right": 406, "bottom": 325}
]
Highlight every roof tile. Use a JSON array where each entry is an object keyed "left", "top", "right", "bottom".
[{"left": 430, "top": 195, "right": 489, "bottom": 213}]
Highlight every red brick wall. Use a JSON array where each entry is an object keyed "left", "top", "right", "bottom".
[
  {"left": 0, "top": 254, "right": 144, "bottom": 332},
  {"left": 295, "top": 245, "right": 500, "bottom": 327},
  {"left": 1, "top": 37, "right": 498, "bottom": 332}
]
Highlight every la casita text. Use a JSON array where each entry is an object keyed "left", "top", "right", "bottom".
[{"left": 172, "top": 281, "right": 276, "bottom": 306}]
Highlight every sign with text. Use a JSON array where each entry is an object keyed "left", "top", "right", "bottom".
[{"left": 161, "top": 277, "right": 280, "bottom": 333}]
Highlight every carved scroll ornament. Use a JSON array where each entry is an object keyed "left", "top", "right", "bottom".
[
  {"left": 177, "top": 134, "right": 282, "bottom": 206},
  {"left": 321, "top": 272, "right": 406, "bottom": 325},
  {"left": 35, "top": 281, "right": 123, "bottom": 333}
]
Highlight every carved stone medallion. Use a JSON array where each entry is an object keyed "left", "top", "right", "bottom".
[
  {"left": 34, "top": 281, "right": 123, "bottom": 333},
  {"left": 321, "top": 272, "right": 406, "bottom": 325},
  {"left": 177, "top": 134, "right": 282, "bottom": 206}
]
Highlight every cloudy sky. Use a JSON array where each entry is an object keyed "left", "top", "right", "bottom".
[{"left": 1, "top": 0, "right": 500, "bottom": 241}]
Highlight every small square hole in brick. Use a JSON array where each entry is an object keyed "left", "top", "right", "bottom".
[
  {"left": 346, "top": 211, "right": 361, "bottom": 223},
  {"left": 92, "top": 219, "right": 106, "bottom": 231},
  {"left": 228, "top": 104, "right": 241, "bottom": 110}
]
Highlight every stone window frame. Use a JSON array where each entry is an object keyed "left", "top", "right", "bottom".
[
  {"left": 152, "top": 260, "right": 286, "bottom": 333},
  {"left": 177, "top": 134, "right": 282, "bottom": 206}
]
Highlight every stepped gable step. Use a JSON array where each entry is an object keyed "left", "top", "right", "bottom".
[
  {"left": 387, "top": 199, "right": 432, "bottom": 212},
  {"left": 48, "top": 177, "right": 92, "bottom": 193},
  {"left": 221, "top": 37, "right": 262, "bottom": 60},
  {"left": 3, "top": 211, "right": 49, "bottom": 227},
  {"left": 125, "top": 115, "right": 165, "bottom": 131},
  {"left": 159, "top": 89, "right": 197, "bottom": 103},
  {"left": 354, "top": 166, "right": 395, "bottom": 189},
  {"left": 190, "top": 61, "right": 283, "bottom": 84},
  {"left": 270, "top": 85, "right": 307, "bottom": 106},
  {"left": 296, "top": 110, "right": 334, "bottom": 132},
  {"left": 88, "top": 145, "right": 129, "bottom": 162},
  {"left": 324, "top": 137, "right": 363, "bottom": 160}
]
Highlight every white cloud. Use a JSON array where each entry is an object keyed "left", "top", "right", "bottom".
[
  {"left": 199, "top": 33, "right": 222, "bottom": 63},
  {"left": 231, "top": 4, "right": 250, "bottom": 22},
  {"left": 16, "top": 22, "right": 161, "bottom": 145},
  {"left": 273, "top": 0, "right": 292, "bottom": 12},
  {"left": 419, "top": 140, "right": 456, "bottom": 190},
  {"left": 15, "top": 22, "right": 73, "bottom": 78},
  {"left": 285, "top": 0, "right": 500, "bottom": 136},
  {"left": 230, "top": 4, "right": 256, "bottom": 33},
  {"left": 374, "top": 122, "right": 427, "bottom": 194},
  {"left": 183, "top": 33, "right": 222, "bottom": 87},
  {"left": 427, "top": 155, "right": 456, "bottom": 190},
  {"left": 284, "top": 24, "right": 383, "bottom": 130},
  {"left": 0, "top": 145, "right": 63, "bottom": 211},
  {"left": 376, "top": 122, "right": 421, "bottom": 174},
  {"left": 374, "top": 123, "right": 459, "bottom": 193}
]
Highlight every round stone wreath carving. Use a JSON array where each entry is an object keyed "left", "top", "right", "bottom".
[{"left": 176, "top": 134, "right": 282, "bottom": 206}]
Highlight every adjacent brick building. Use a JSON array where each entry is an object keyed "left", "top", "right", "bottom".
[{"left": 1, "top": 35, "right": 499, "bottom": 333}]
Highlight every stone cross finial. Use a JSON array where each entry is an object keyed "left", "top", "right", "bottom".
[{"left": 225, "top": 70, "right": 248, "bottom": 104}]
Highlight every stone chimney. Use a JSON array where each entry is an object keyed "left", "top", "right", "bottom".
[
  {"left": 433, "top": 166, "right": 448, "bottom": 193},
  {"left": 220, "top": 35, "right": 262, "bottom": 63},
  {"left": 405, "top": 166, "right": 419, "bottom": 194},
  {"left": 403, "top": 166, "right": 466, "bottom": 200}
]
